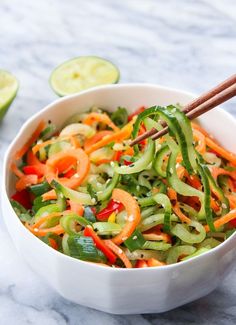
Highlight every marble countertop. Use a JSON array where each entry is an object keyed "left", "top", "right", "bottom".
[{"left": 1, "top": 0, "right": 236, "bottom": 324}]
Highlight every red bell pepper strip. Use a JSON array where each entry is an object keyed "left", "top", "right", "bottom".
[
  {"left": 96, "top": 199, "right": 123, "bottom": 221},
  {"left": 23, "top": 165, "right": 46, "bottom": 177},
  {"left": 135, "top": 260, "right": 148, "bottom": 268},
  {"left": 11, "top": 189, "right": 32, "bottom": 210},
  {"left": 84, "top": 226, "right": 117, "bottom": 264},
  {"left": 128, "top": 106, "right": 145, "bottom": 121}
]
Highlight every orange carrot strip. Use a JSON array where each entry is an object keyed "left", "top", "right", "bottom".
[
  {"left": 14, "top": 121, "right": 46, "bottom": 160},
  {"left": 111, "top": 188, "right": 141, "bottom": 245},
  {"left": 143, "top": 233, "right": 171, "bottom": 243},
  {"left": 210, "top": 166, "right": 236, "bottom": 181},
  {"left": 172, "top": 204, "right": 191, "bottom": 224},
  {"left": 205, "top": 209, "right": 236, "bottom": 232},
  {"left": 147, "top": 258, "right": 166, "bottom": 267},
  {"left": 206, "top": 137, "right": 236, "bottom": 166},
  {"left": 11, "top": 162, "right": 24, "bottom": 178},
  {"left": 83, "top": 112, "right": 119, "bottom": 132},
  {"left": 69, "top": 200, "right": 84, "bottom": 216},
  {"left": 104, "top": 239, "right": 132, "bottom": 268},
  {"left": 84, "top": 130, "right": 113, "bottom": 151},
  {"left": 25, "top": 223, "right": 64, "bottom": 237},
  {"left": 16, "top": 174, "right": 38, "bottom": 191},
  {"left": 70, "top": 135, "right": 81, "bottom": 148},
  {"left": 46, "top": 148, "right": 90, "bottom": 189},
  {"left": 227, "top": 195, "right": 236, "bottom": 209},
  {"left": 31, "top": 212, "right": 62, "bottom": 229},
  {"left": 191, "top": 122, "right": 209, "bottom": 137},
  {"left": 85, "top": 122, "right": 133, "bottom": 155},
  {"left": 42, "top": 189, "right": 57, "bottom": 201}
]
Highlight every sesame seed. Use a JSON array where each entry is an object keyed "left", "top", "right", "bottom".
[
  {"left": 74, "top": 173, "right": 80, "bottom": 178},
  {"left": 118, "top": 249, "right": 123, "bottom": 254},
  {"left": 128, "top": 215, "right": 134, "bottom": 222},
  {"left": 133, "top": 235, "right": 137, "bottom": 240},
  {"left": 222, "top": 203, "right": 227, "bottom": 209}
]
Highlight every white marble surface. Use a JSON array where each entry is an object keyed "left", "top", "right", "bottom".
[{"left": 1, "top": 0, "right": 236, "bottom": 324}]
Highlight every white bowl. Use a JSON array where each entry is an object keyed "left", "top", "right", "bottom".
[{"left": 2, "top": 84, "right": 236, "bottom": 314}]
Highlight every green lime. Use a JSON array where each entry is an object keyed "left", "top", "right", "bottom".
[
  {"left": 0, "top": 70, "right": 19, "bottom": 120},
  {"left": 50, "top": 56, "right": 120, "bottom": 96}
]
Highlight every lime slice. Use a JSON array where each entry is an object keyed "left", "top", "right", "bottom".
[
  {"left": 0, "top": 70, "right": 19, "bottom": 120},
  {"left": 50, "top": 56, "right": 120, "bottom": 96}
]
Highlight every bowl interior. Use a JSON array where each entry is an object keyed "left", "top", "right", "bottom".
[{"left": 5, "top": 84, "right": 236, "bottom": 197}]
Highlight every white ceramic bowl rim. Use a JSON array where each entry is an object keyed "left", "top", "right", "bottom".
[{"left": 3, "top": 83, "right": 236, "bottom": 272}]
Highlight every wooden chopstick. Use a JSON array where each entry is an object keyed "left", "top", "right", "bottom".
[{"left": 130, "top": 74, "right": 236, "bottom": 146}]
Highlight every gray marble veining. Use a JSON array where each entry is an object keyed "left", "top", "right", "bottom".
[{"left": 0, "top": 0, "right": 236, "bottom": 324}]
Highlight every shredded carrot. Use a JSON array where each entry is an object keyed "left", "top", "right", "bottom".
[
  {"left": 111, "top": 188, "right": 141, "bottom": 245},
  {"left": 147, "top": 258, "right": 166, "bottom": 267},
  {"left": 205, "top": 209, "right": 236, "bottom": 232},
  {"left": 172, "top": 203, "right": 191, "bottom": 224},
  {"left": 16, "top": 174, "right": 38, "bottom": 191},
  {"left": 46, "top": 148, "right": 90, "bottom": 189},
  {"left": 143, "top": 232, "right": 171, "bottom": 243},
  {"left": 104, "top": 240, "right": 132, "bottom": 268},
  {"left": 42, "top": 189, "right": 57, "bottom": 201},
  {"left": 11, "top": 162, "right": 24, "bottom": 178},
  {"left": 191, "top": 122, "right": 209, "bottom": 137},
  {"left": 26, "top": 223, "right": 64, "bottom": 237},
  {"left": 85, "top": 122, "right": 133, "bottom": 155},
  {"left": 14, "top": 120, "right": 46, "bottom": 160},
  {"left": 84, "top": 130, "right": 113, "bottom": 151},
  {"left": 25, "top": 212, "right": 64, "bottom": 237},
  {"left": 70, "top": 135, "right": 81, "bottom": 148},
  {"left": 206, "top": 137, "right": 236, "bottom": 166},
  {"left": 83, "top": 112, "right": 119, "bottom": 132},
  {"left": 69, "top": 200, "right": 84, "bottom": 216},
  {"left": 210, "top": 166, "right": 236, "bottom": 181}
]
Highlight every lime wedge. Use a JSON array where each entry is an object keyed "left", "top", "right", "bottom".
[
  {"left": 0, "top": 70, "right": 19, "bottom": 120},
  {"left": 50, "top": 56, "right": 120, "bottom": 96}
]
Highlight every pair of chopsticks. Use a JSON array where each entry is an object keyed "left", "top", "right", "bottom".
[{"left": 130, "top": 74, "right": 236, "bottom": 146}]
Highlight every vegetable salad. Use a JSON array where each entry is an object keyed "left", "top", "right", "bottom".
[{"left": 10, "top": 105, "right": 236, "bottom": 268}]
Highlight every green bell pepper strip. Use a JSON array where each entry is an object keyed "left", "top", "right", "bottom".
[
  {"left": 51, "top": 179, "right": 95, "bottom": 205},
  {"left": 96, "top": 171, "right": 120, "bottom": 201},
  {"left": 181, "top": 247, "right": 210, "bottom": 261},
  {"left": 124, "top": 229, "right": 145, "bottom": 252},
  {"left": 153, "top": 145, "right": 169, "bottom": 178},
  {"left": 171, "top": 220, "right": 206, "bottom": 244},
  {"left": 132, "top": 106, "right": 193, "bottom": 172},
  {"left": 93, "top": 222, "right": 121, "bottom": 236},
  {"left": 67, "top": 235, "right": 107, "bottom": 263},
  {"left": 166, "top": 245, "right": 196, "bottom": 264},
  {"left": 139, "top": 213, "right": 178, "bottom": 232},
  {"left": 153, "top": 193, "right": 172, "bottom": 233},
  {"left": 142, "top": 241, "right": 171, "bottom": 251},
  {"left": 29, "top": 181, "right": 51, "bottom": 196}
]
